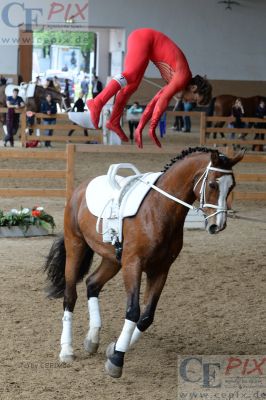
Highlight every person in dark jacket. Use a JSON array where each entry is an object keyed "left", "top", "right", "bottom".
[
  {"left": 68, "top": 92, "right": 89, "bottom": 137},
  {"left": 92, "top": 75, "right": 103, "bottom": 99},
  {"left": 229, "top": 98, "right": 245, "bottom": 141},
  {"left": 40, "top": 93, "right": 57, "bottom": 147},
  {"left": 253, "top": 99, "right": 266, "bottom": 150},
  {"left": 5, "top": 88, "right": 25, "bottom": 147}
]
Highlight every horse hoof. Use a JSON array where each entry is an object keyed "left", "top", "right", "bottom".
[
  {"left": 105, "top": 342, "right": 115, "bottom": 358},
  {"left": 59, "top": 345, "right": 75, "bottom": 363},
  {"left": 59, "top": 353, "right": 75, "bottom": 363},
  {"left": 84, "top": 337, "right": 99, "bottom": 354},
  {"left": 105, "top": 359, "right": 123, "bottom": 378}
]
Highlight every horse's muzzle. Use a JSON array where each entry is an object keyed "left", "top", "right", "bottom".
[
  {"left": 206, "top": 221, "right": 227, "bottom": 234},
  {"left": 208, "top": 224, "right": 218, "bottom": 234}
]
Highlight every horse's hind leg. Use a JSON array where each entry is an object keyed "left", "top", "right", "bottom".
[
  {"left": 105, "top": 261, "right": 142, "bottom": 378},
  {"left": 84, "top": 257, "right": 121, "bottom": 354},
  {"left": 60, "top": 237, "right": 90, "bottom": 363}
]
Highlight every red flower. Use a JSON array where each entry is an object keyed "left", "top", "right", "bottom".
[{"left": 32, "top": 210, "right": 41, "bottom": 217}]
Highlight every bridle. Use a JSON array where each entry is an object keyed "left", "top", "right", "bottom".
[
  {"left": 193, "top": 162, "right": 233, "bottom": 219},
  {"left": 141, "top": 162, "right": 233, "bottom": 221}
]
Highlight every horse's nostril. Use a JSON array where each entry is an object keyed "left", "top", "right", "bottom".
[{"left": 209, "top": 224, "right": 218, "bottom": 234}]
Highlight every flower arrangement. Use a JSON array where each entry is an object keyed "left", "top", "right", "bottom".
[{"left": 0, "top": 206, "right": 56, "bottom": 232}]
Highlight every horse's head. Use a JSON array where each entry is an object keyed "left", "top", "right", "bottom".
[{"left": 193, "top": 149, "right": 245, "bottom": 234}]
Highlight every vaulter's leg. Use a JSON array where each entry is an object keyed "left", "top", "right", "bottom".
[
  {"left": 59, "top": 237, "right": 88, "bottom": 363},
  {"left": 134, "top": 89, "right": 163, "bottom": 148},
  {"left": 106, "top": 82, "right": 141, "bottom": 142},
  {"left": 105, "top": 262, "right": 142, "bottom": 378},
  {"left": 87, "top": 74, "right": 127, "bottom": 129},
  {"left": 84, "top": 258, "right": 121, "bottom": 354},
  {"left": 87, "top": 29, "right": 150, "bottom": 132}
]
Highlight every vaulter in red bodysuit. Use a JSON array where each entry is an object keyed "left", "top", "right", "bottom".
[{"left": 85, "top": 28, "right": 212, "bottom": 147}]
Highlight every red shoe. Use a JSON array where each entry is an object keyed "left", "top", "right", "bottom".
[
  {"left": 106, "top": 121, "right": 129, "bottom": 142},
  {"left": 134, "top": 128, "right": 143, "bottom": 148},
  {"left": 149, "top": 129, "right": 162, "bottom": 148},
  {"left": 86, "top": 99, "right": 101, "bottom": 129}
]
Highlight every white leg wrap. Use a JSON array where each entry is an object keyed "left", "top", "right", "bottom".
[
  {"left": 115, "top": 319, "right": 136, "bottom": 353},
  {"left": 60, "top": 310, "right": 73, "bottom": 345},
  {"left": 113, "top": 74, "right": 127, "bottom": 88},
  {"left": 87, "top": 297, "right": 101, "bottom": 343},
  {"left": 129, "top": 327, "right": 143, "bottom": 348},
  {"left": 60, "top": 311, "right": 74, "bottom": 361}
]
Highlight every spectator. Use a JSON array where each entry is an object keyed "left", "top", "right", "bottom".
[
  {"left": 253, "top": 99, "right": 266, "bottom": 151},
  {"left": 171, "top": 99, "right": 184, "bottom": 131},
  {"left": 62, "top": 64, "right": 68, "bottom": 72},
  {"left": 92, "top": 75, "right": 103, "bottom": 99},
  {"left": 81, "top": 76, "right": 89, "bottom": 101},
  {"left": 127, "top": 102, "right": 143, "bottom": 144},
  {"left": 229, "top": 98, "right": 245, "bottom": 142},
  {"left": 40, "top": 93, "right": 57, "bottom": 148},
  {"left": 159, "top": 112, "right": 167, "bottom": 138},
  {"left": 182, "top": 101, "right": 194, "bottom": 132},
  {"left": 64, "top": 78, "right": 71, "bottom": 109},
  {"left": 68, "top": 92, "right": 89, "bottom": 138},
  {"left": 5, "top": 88, "right": 25, "bottom": 147}
]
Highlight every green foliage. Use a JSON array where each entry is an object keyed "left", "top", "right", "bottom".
[{"left": 34, "top": 30, "right": 95, "bottom": 52}]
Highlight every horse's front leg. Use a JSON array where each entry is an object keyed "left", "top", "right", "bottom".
[
  {"left": 105, "top": 262, "right": 142, "bottom": 378},
  {"left": 84, "top": 257, "right": 121, "bottom": 354},
  {"left": 130, "top": 271, "right": 169, "bottom": 348}
]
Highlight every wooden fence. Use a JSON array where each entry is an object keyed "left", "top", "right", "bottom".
[
  {"left": 199, "top": 114, "right": 266, "bottom": 149},
  {"left": 226, "top": 148, "right": 266, "bottom": 201},
  {"left": 0, "top": 108, "right": 102, "bottom": 146},
  {"left": 0, "top": 144, "right": 265, "bottom": 202},
  {"left": 0, "top": 148, "right": 70, "bottom": 198}
]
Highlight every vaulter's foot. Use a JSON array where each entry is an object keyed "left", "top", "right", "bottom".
[
  {"left": 87, "top": 99, "right": 101, "bottom": 129},
  {"left": 149, "top": 130, "right": 162, "bottom": 148},
  {"left": 134, "top": 128, "right": 143, "bottom": 148},
  {"left": 106, "top": 121, "right": 129, "bottom": 142}
]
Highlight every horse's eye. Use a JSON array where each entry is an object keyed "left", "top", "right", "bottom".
[{"left": 209, "top": 181, "right": 219, "bottom": 190}]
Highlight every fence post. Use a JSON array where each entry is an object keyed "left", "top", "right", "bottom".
[
  {"left": 200, "top": 112, "right": 206, "bottom": 145},
  {"left": 66, "top": 144, "right": 75, "bottom": 202},
  {"left": 20, "top": 110, "right": 27, "bottom": 147}
]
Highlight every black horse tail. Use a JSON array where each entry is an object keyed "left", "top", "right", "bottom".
[
  {"left": 206, "top": 96, "right": 216, "bottom": 116},
  {"left": 43, "top": 235, "right": 94, "bottom": 299}
]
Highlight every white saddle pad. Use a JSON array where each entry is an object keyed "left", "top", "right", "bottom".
[
  {"left": 86, "top": 171, "right": 162, "bottom": 242},
  {"left": 68, "top": 111, "right": 102, "bottom": 129}
]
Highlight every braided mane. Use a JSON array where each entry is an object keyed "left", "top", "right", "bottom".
[{"left": 162, "top": 146, "right": 229, "bottom": 172}]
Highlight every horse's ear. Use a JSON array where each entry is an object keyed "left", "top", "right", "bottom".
[
  {"left": 230, "top": 148, "right": 246, "bottom": 167},
  {"left": 210, "top": 150, "right": 220, "bottom": 167}
]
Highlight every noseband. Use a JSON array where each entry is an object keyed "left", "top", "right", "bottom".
[
  {"left": 141, "top": 162, "right": 233, "bottom": 221},
  {"left": 193, "top": 162, "right": 233, "bottom": 219}
]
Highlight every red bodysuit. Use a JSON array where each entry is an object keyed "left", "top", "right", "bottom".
[{"left": 87, "top": 28, "right": 192, "bottom": 147}]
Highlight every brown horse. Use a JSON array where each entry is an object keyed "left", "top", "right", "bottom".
[
  {"left": 207, "top": 94, "right": 266, "bottom": 138},
  {"left": 44, "top": 147, "right": 244, "bottom": 378}
]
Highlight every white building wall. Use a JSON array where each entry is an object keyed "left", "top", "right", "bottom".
[
  {"left": 88, "top": 0, "right": 266, "bottom": 81},
  {"left": 0, "top": 0, "right": 265, "bottom": 83}
]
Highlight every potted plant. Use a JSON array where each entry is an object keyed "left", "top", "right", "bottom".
[{"left": 0, "top": 207, "right": 55, "bottom": 237}]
